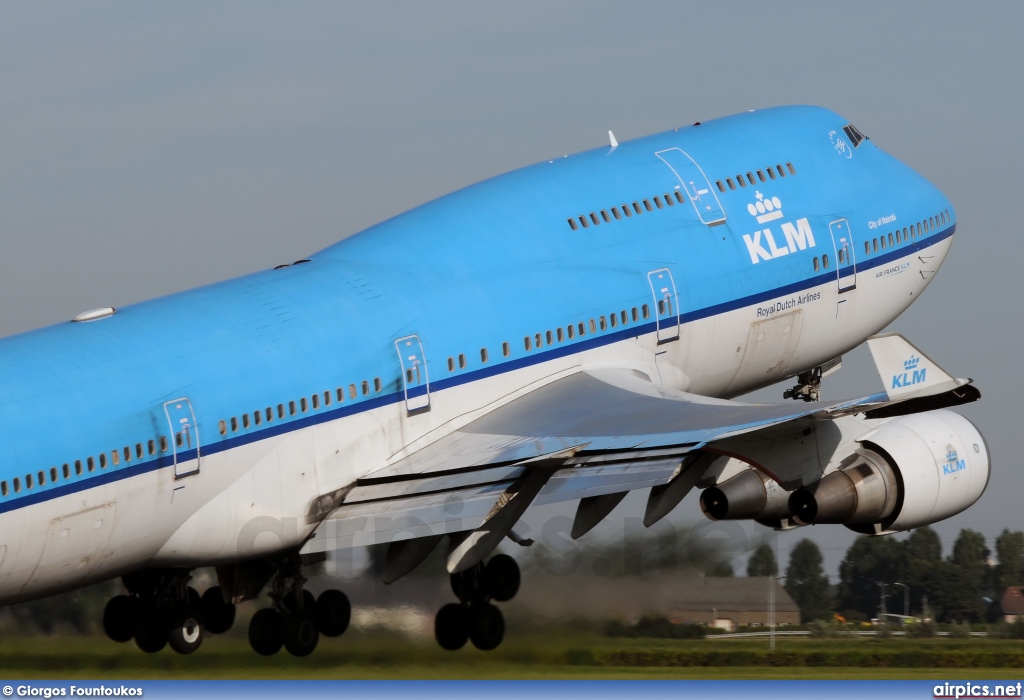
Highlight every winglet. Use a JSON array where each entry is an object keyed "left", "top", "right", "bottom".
[{"left": 866, "top": 333, "right": 958, "bottom": 400}]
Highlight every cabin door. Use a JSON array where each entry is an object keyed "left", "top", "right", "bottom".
[
  {"left": 647, "top": 268, "right": 680, "bottom": 343},
  {"left": 829, "top": 218, "right": 857, "bottom": 293},
  {"left": 395, "top": 334, "right": 430, "bottom": 413},
  {"left": 655, "top": 148, "right": 726, "bottom": 226},
  {"left": 164, "top": 398, "right": 201, "bottom": 478}
]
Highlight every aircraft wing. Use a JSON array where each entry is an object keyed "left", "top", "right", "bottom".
[{"left": 302, "top": 334, "right": 979, "bottom": 571}]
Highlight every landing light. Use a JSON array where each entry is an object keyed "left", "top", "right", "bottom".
[{"left": 72, "top": 307, "right": 116, "bottom": 322}]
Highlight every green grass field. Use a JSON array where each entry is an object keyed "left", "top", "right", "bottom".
[{"left": 2, "top": 630, "right": 1024, "bottom": 680}]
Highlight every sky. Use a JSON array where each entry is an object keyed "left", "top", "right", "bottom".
[{"left": 0, "top": 1, "right": 1021, "bottom": 583}]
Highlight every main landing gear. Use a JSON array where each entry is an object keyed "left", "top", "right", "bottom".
[
  {"left": 247, "top": 555, "right": 351, "bottom": 657},
  {"left": 102, "top": 569, "right": 234, "bottom": 655},
  {"left": 434, "top": 554, "right": 520, "bottom": 652}
]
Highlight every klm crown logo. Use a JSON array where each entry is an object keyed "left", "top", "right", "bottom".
[
  {"left": 742, "top": 191, "right": 817, "bottom": 265},
  {"left": 891, "top": 354, "right": 927, "bottom": 389},
  {"left": 943, "top": 447, "right": 966, "bottom": 475}
]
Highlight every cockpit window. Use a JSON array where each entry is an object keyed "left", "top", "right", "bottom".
[{"left": 843, "top": 124, "right": 868, "bottom": 148}]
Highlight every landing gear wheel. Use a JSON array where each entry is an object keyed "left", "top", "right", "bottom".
[
  {"left": 168, "top": 608, "right": 203, "bottom": 655},
  {"left": 483, "top": 554, "right": 520, "bottom": 602},
  {"left": 450, "top": 563, "right": 484, "bottom": 603},
  {"left": 434, "top": 603, "right": 469, "bottom": 651},
  {"left": 249, "top": 608, "right": 284, "bottom": 656},
  {"left": 316, "top": 589, "right": 351, "bottom": 637},
  {"left": 283, "top": 611, "right": 319, "bottom": 657},
  {"left": 468, "top": 603, "right": 504, "bottom": 651},
  {"left": 134, "top": 603, "right": 168, "bottom": 654},
  {"left": 200, "top": 586, "right": 236, "bottom": 634},
  {"left": 103, "top": 595, "right": 138, "bottom": 643},
  {"left": 282, "top": 588, "right": 316, "bottom": 615}
]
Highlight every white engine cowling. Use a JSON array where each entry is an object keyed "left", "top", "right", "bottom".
[{"left": 788, "top": 410, "right": 989, "bottom": 534}]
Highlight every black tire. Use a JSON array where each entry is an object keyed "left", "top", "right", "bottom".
[
  {"left": 282, "top": 611, "right": 319, "bottom": 657},
  {"left": 200, "top": 586, "right": 236, "bottom": 635},
  {"left": 103, "top": 595, "right": 138, "bottom": 643},
  {"left": 434, "top": 603, "right": 469, "bottom": 651},
  {"left": 450, "top": 562, "right": 484, "bottom": 603},
  {"left": 483, "top": 554, "right": 521, "bottom": 602},
  {"left": 468, "top": 603, "right": 504, "bottom": 651},
  {"left": 167, "top": 608, "right": 203, "bottom": 655},
  {"left": 316, "top": 589, "right": 351, "bottom": 637},
  {"left": 248, "top": 608, "right": 284, "bottom": 656},
  {"left": 282, "top": 588, "right": 316, "bottom": 614},
  {"left": 134, "top": 602, "right": 168, "bottom": 654}
]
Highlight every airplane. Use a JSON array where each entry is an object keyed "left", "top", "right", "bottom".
[{"left": 0, "top": 105, "right": 988, "bottom": 657}]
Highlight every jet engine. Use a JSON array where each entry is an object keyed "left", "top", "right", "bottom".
[
  {"left": 788, "top": 410, "right": 989, "bottom": 534},
  {"left": 699, "top": 468, "right": 790, "bottom": 524}
]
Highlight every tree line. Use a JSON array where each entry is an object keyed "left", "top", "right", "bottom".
[{"left": 745, "top": 528, "right": 1024, "bottom": 623}]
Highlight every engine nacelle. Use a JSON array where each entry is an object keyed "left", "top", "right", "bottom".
[
  {"left": 788, "top": 410, "right": 989, "bottom": 534},
  {"left": 700, "top": 468, "right": 790, "bottom": 521}
]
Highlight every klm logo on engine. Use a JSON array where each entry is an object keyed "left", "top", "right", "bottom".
[
  {"left": 891, "top": 354, "right": 927, "bottom": 389},
  {"left": 943, "top": 449, "right": 966, "bottom": 475},
  {"left": 742, "top": 192, "right": 816, "bottom": 264}
]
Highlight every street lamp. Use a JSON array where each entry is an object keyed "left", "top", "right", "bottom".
[{"left": 894, "top": 583, "right": 909, "bottom": 622}]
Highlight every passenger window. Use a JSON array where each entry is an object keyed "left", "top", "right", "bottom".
[
  {"left": 664, "top": 193, "right": 674, "bottom": 206},
  {"left": 38, "top": 471, "right": 45, "bottom": 486},
  {"left": 654, "top": 196, "right": 663, "bottom": 208},
  {"left": 546, "top": 330, "right": 553, "bottom": 344},
  {"left": 642, "top": 304, "right": 650, "bottom": 319},
  {"left": 243, "top": 414, "right": 250, "bottom": 428},
  {"left": 864, "top": 241, "right": 870, "bottom": 255},
  {"left": 148, "top": 439, "right": 155, "bottom": 455},
  {"left": 100, "top": 453, "right": 107, "bottom": 468},
  {"left": 481, "top": 348, "right": 489, "bottom": 362},
  {"left": 822, "top": 254, "right": 830, "bottom": 268},
  {"left": 256, "top": 409, "right": 264, "bottom": 423},
  {"left": 373, "top": 378, "right": 381, "bottom": 392},
  {"left": 361, "top": 381, "right": 369, "bottom": 395},
  {"left": 589, "top": 319, "right": 596, "bottom": 333},
  {"left": 747, "top": 173, "right": 756, "bottom": 185},
  {"left": 726, "top": 178, "right": 736, "bottom": 190},
  {"left": 75, "top": 460, "right": 83, "bottom": 475},
  {"left": 89, "top": 456, "right": 96, "bottom": 470},
  {"left": 716, "top": 181, "right": 726, "bottom": 193},
  {"left": 658, "top": 299, "right": 666, "bottom": 314},
  {"left": 579, "top": 216, "right": 588, "bottom": 229},
  {"left": 838, "top": 249, "right": 845, "bottom": 264},
  {"left": 26, "top": 473, "right": 33, "bottom": 489},
  {"left": 599, "top": 316, "right": 607, "bottom": 331},
  {"left": 610, "top": 313, "right": 617, "bottom": 328},
  {"left": 567, "top": 218, "right": 578, "bottom": 231},
  {"left": 601, "top": 210, "right": 610, "bottom": 222},
  {"left": 674, "top": 191, "right": 685, "bottom": 203},
  {"left": 880, "top": 236, "right": 886, "bottom": 250},
  {"left": 459, "top": 354, "right": 466, "bottom": 368},
  {"left": 767, "top": 167, "right": 776, "bottom": 180},
  {"left": 50, "top": 467, "right": 57, "bottom": 483},
  {"left": 567, "top": 325, "right": 574, "bottom": 339},
  {"left": 176, "top": 433, "right": 183, "bottom": 447},
  {"left": 62, "top": 464, "right": 70, "bottom": 479},
  {"left": 631, "top": 308, "right": 639, "bottom": 322},
  {"left": 736, "top": 175, "right": 746, "bottom": 188},
  {"left": 622, "top": 204, "right": 632, "bottom": 217},
  {"left": 888, "top": 233, "right": 894, "bottom": 246},
  {"left": 756, "top": 170, "right": 766, "bottom": 182},
  {"left": 289, "top": 400, "right": 296, "bottom": 415},
  {"left": 349, "top": 384, "right": 357, "bottom": 399},
  {"left": 777, "top": 165, "right": 786, "bottom": 177},
  {"left": 579, "top": 322, "right": 586, "bottom": 336},
  {"left": 13, "top": 477, "right": 20, "bottom": 493},
  {"left": 159, "top": 437, "right": 168, "bottom": 452},
  {"left": 112, "top": 450, "right": 119, "bottom": 465},
  {"left": 929, "top": 216, "right": 935, "bottom": 230},
  {"left": 903, "top": 227, "right": 909, "bottom": 240},
  {"left": 524, "top": 336, "right": 532, "bottom": 351},
  {"left": 448, "top": 357, "right": 455, "bottom": 371},
  {"left": 633, "top": 202, "right": 643, "bottom": 214},
  {"left": 406, "top": 369, "right": 413, "bottom": 382},
  {"left": 786, "top": 163, "right": 796, "bottom": 175},
  {"left": 535, "top": 333, "right": 542, "bottom": 348},
  {"left": 1, "top": 481, "right": 6, "bottom": 496},
  {"left": 872, "top": 238, "right": 878, "bottom": 252},
  {"left": 219, "top": 420, "right": 227, "bottom": 435},
  {"left": 590, "top": 213, "right": 600, "bottom": 225},
  {"left": 557, "top": 328, "right": 564, "bottom": 342},
  {"left": 612, "top": 207, "right": 622, "bottom": 220},
  {"left": 643, "top": 199, "right": 652, "bottom": 211},
  {"left": 917, "top": 222, "right": 922, "bottom": 236},
  {"left": 311, "top": 395, "right": 319, "bottom": 410},
  {"left": 813, "top": 257, "right": 820, "bottom": 271},
  {"left": 503, "top": 341, "right": 510, "bottom": 357}
]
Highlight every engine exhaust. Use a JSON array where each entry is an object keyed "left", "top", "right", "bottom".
[
  {"left": 788, "top": 448, "right": 899, "bottom": 526},
  {"left": 699, "top": 469, "right": 790, "bottom": 521}
]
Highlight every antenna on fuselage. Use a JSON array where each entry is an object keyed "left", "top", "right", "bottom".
[{"left": 608, "top": 130, "right": 618, "bottom": 152}]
